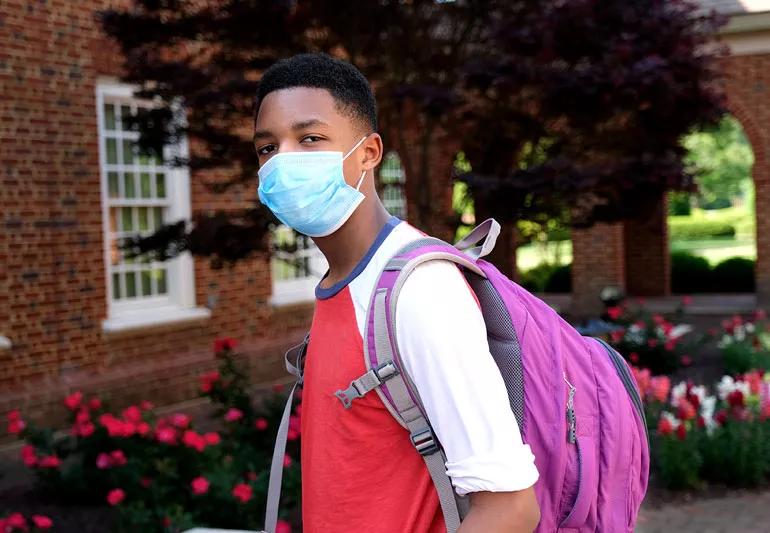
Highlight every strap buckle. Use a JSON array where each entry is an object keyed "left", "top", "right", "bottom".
[
  {"left": 411, "top": 428, "right": 439, "bottom": 456},
  {"left": 334, "top": 361, "right": 400, "bottom": 409}
]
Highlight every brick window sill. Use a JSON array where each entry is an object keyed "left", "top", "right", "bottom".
[{"left": 102, "top": 306, "right": 211, "bottom": 335}]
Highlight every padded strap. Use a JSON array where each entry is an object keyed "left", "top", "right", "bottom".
[
  {"left": 264, "top": 381, "right": 299, "bottom": 533},
  {"left": 454, "top": 218, "right": 501, "bottom": 260}
]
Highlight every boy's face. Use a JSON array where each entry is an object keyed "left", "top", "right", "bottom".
[{"left": 253, "top": 87, "right": 367, "bottom": 188}]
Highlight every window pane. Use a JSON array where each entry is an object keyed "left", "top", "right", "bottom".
[
  {"left": 108, "top": 172, "right": 119, "bottom": 198},
  {"left": 141, "top": 270, "right": 152, "bottom": 296},
  {"left": 155, "top": 174, "right": 166, "bottom": 197},
  {"left": 153, "top": 207, "right": 164, "bottom": 229},
  {"left": 106, "top": 138, "right": 117, "bottom": 164},
  {"left": 112, "top": 272, "right": 121, "bottom": 300},
  {"left": 138, "top": 207, "right": 149, "bottom": 231},
  {"left": 140, "top": 173, "right": 151, "bottom": 198},
  {"left": 120, "top": 105, "right": 133, "bottom": 131},
  {"left": 138, "top": 153, "right": 151, "bottom": 166},
  {"left": 154, "top": 268, "right": 167, "bottom": 295},
  {"left": 125, "top": 271, "right": 137, "bottom": 298},
  {"left": 123, "top": 173, "right": 135, "bottom": 198},
  {"left": 121, "top": 207, "right": 133, "bottom": 231},
  {"left": 122, "top": 139, "right": 134, "bottom": 165},
  {"left": 152, "top": 151, "right": 163, "bottom": 166},
  {"left": 104, "top": 104, "right": 116, "bottom": 130}
]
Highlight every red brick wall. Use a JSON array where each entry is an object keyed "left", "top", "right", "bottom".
[
  {"left": 0, "top": 0, "right": 310, "bottom": 428},
  {"left": 571, "top": 223, "right": 626, "bottom": 317},
  {"left": 624, "top": 195, "right": 671, "bottom": 297},
  {"left": 721, "top": 54, "right": 770, "bottom": 307}
]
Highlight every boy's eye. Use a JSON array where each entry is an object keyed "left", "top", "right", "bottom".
[
  {"left": 301, "top": 135, "right": 323, "bottom": 144},
  {"left": 256, "top": 144, "right": 276, "bottom": 156}
]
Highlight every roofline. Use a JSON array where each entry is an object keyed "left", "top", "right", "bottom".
[{"left": 720, "top": 10, "right": 770, "bottom": 34}]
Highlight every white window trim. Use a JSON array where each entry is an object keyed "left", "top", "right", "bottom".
[
  {"left": 269, "top": 226, "right": 326, "bottom": 307},
  {"left": 96, "top": 80, "right": 210, "bottom": 332}
]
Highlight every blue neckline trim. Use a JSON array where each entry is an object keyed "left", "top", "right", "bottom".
[{"left": 315, "top": 216, "right": 401, "bottom": 300}]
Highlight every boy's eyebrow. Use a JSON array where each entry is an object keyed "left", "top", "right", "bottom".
[{"left": 252, "top": 118, "right": 331, "bottom": 143}]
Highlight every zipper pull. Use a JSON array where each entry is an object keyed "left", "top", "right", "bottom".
[{"left": 564, "top": 372, "right": 577, "bottom": 444}]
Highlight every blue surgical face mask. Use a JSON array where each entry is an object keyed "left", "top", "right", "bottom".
[{"left": 257, "top": 136, "right": 369, "bottom": 237}]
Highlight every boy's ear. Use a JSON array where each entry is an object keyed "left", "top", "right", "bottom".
[{"left": 361, "top": 133, "right": 384, "bottom": 172}]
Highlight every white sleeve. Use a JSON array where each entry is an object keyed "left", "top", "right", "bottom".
[{"left": 394, "top": 260, "right": 539, "bottom": 496}]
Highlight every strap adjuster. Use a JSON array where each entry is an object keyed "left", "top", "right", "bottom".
[
  {"left": 411, "top": 428, "right": 439, "bottom": 456},
  {"left": 334, "top": 361, "right": 400, "bottom": 409}
]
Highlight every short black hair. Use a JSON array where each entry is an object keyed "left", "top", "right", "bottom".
[{"left": 255, "top": 53, "right": 377, "bottom": 133}]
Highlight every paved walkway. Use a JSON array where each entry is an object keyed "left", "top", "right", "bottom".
[{"left": 636, "top": 491, "right": 770, "bottom": 532}]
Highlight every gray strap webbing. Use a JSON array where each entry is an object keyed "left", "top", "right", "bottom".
[
  {"left": 264, "top": 381, "right": 298, "bottom": 533},
  {"left": 454, "top": 218, "right": 500, "bottom": 260}
]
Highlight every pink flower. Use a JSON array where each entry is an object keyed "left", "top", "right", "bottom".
[
  {"left": 610, "top": 330, "right": 624, "bottom": 343},
  {"left": 182, "top": 430, "right": 206, "bottom": 452},
  {"left": 287, "top": 416, "right": 301, "bottom": 441},
  {"left": 64, "top": 391, "right": 83, "bottom": 411},
  {"left": 156, "top": 427, "right": 177, "bottom": 445},
  {"left": 32, "top": 515, "right": 53, "bottom": 529},
  {"left": 171, "top": 413, "right": 191, "bottom": 429},
  {"left": 136, "top": 422, "right": 151, "bottom": 436},
  {"left": 682, "top": 296, "right": 693, "bottom": 306},
  {"left": 140, "top": 477, "right": 152, "bottom": 488},
  {"left": 276, "top": 520, "right": 292, "bottom": 533},
  {"left": 607, "top": 306, "right": 623, "bottom": 321},
  {"left": 676, "top": 424, "right": 687, "bottom": 441},
  {"left": 629, "top": 352, "right": 639, "bottom": 364},
  {"left": 21, "top": 444, "right": 37, "bottom": 467},
  {"left": 99, "top": 414, "right": 131, "bottom": 438},
  {"left": 647, "top": 338, "right": 658, "bottom": 348},
  {"left": 631, "top": 367, "right": 650, "bottom": 397},
  {"left": 140, "top": 400, "right": 154, "bottom": 410},
  {"left": 96, "top": 452, "right": 112, "bottom": 469},
  {"left": 122, "top": 406, "right": 142, "bottom": 423},
  {"left": 6, "top": 410, "right": 26, "bottom": 435},
  {"left": 191, "top": 476, "right": 210, "bottom": 495},
  {"left": 75, "top": 409, "right": 90, "bottom": 424},
  {"left": 199, "top": 371, "right": 220, "bottom": 393},
  {"left": 39, "top": 455, "right": 61, "bottom": 469},
  {"left": 203, "top": 432, "right": 221, "bottom": 445},
  {"left": 754, "top": 309, "right": 768, "bottom": 321},
  {"left": 664, "top": 340, "right": 676, "bottom": 351},
  {"left": 247, "top": 471, "right": 258, "bottom": 481},
  {"left": 107, "top": 488, "right": 125, "bottom": 506},
  {"left": 650, "top": 376, "right": 671, "bottom": 403},
  {"left": 283, "top": 454, "right": 293, "bottom": 468},
  {"left": 677, "top": 399, "right": 696, "bottom": 421},
  {"left": 255, "top": 418, "right": 268, "bottom": 431},
  {"left": 110, "top": 450, "right": 127, "bottom": 466},
  {"left": 88, "top": 398, "right": 102, "bottom": 410},
  {"left": 214, "top": 337, "right": 238, "bottom": 353},
  {"left": 232, "top": 483, "right": 253, "bottom": 503},
  {"left": 680, "top": 355, "right": 692, "bottom": 366},
  {"left": 224, "top": 408, "right": 243, "bottom": 422},
  {"left": 6, "top": 513, "right": 26, "bottom": 530}
]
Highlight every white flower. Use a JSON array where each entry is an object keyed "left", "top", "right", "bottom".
[
  {"left": 737, "top": 380, "right": 751, "bottom": 398},
  {"left": 661, "top": 411, "right": 681, "bottom": 429},
  {"left": 717, "top": 375, "right": 736, "bottom": 401},
  {"left": 690, "top": 385, "right": 708, "bottom": 407},
  {"left": 746, "top": 322, "right": 756, "bottom": 334},
  {"left": 670, "top": 382, "right": 688, "bottom": 407},
  {"left": 701, "top": 395, "right": 716, "bottom": 421}
]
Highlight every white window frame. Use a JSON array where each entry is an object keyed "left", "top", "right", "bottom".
[
  {"left": 380, "top": 151, "right": 407, "bottom": 219},
  {"left": 270, "top": 225, "right": 327, "bottom": 306},
  {"left": 96, "top": 81, "right": 209, "bottom": 332}
]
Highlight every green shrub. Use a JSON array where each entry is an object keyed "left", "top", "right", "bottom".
[
  {"left": 712, "top": 257, "right": 755, "bottom": 293},
  {"left": 544, "top": 264, "right": 571, "bottom": 293},
  {"left": 669, "top": 218, "right": 736, "bottom": 240},
  {"left": 668, "top": 192, "right": 692, "bottom": 216},
  {"left": 520, "top": 263, "right": 572, "bottom": 293},
  {"left": 671, "top": 252, "right": 712, "bottom": 294}
]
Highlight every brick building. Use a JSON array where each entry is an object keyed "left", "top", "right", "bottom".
[{"left": 1, "top": 0, "right": 768, "bottom": 427}]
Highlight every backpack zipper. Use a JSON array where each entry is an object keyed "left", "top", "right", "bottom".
[{"left": 564, "top": 372, "right": 577, "bottom": 444}]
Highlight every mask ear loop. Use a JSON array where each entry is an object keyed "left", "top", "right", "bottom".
[
  {"left": 344, "top": 134, "right": 371, "bottom": 191},
  {"left": 355, "top": 170, "right": 367, "bottom": 191}
]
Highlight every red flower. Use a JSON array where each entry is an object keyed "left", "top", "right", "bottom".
[
  {"left": 191, "top": 476, "right": 210, "bottom": 495},
  {"left": 140, "top": 477, "right": 152, "bottom": 488},
  {"left": 64, "top": 391, "right": 83, "bottom": 411},
  {"left": 21, "top": 444, "right": 37, "bottom": 467},
  {"left": 658, "top": 417, "right": 674, "bottom": 436},
  {"left": 745, "top": 371, "right": 763, "bottom": 395},
  {"left": 680, "top": 355, "right": 692, "bottom": 367},
  {"left": 652, "top": 314, "right": 665, "bottom": 326},
  {"left": 39, "top": 455, "right": 61, "bottom": 469},
  {"left": 255, "top": 418, "right": 268, "bottom": 431},
  {"left": 140, "top": 400, "right": 154, "bottom": 410},
  {"left": 760, "top": 401, "right": 770, "bottom": 421},
  {"left": 88, "top": 398, "right": 102, "bottom": 410},
  {"left": 754, "top": 309, "right": 768, "bottom": 321},
  {"left": 162, "top": 517, "right": 172, "bottom": 528},
  {"left": 650, "top": 376, "right": 671, "bottom": 403},
  {"left": 273, "top": 383, "right": 285, "bottom": 393},
  {"left": 170, "top": 413, "right": 191, "bottom": 429},
  {"left": 610, "top": 330, "right": 624, "bottom": 343},
  {"left": 6, "top": 410, "right": 26, "bottom": 435},
  {"left": 634, "top": 320, "right": 646, "bottom": 330},
  {"left": 664, "top": 340, "right": 676, "bottom": 351},
  {"left": 681, "top": 296, "right": 693, "bottom": 306},
  {"left": 99, "top": 414, "right": 132, "bottom": 438},
  {"left": 136, "top": 422, "right": 151, "bottom": 436},
  {"left": 183, "top": 430, "right": 207, "bottom": 453},
  {"left": 232, "top": 483, "right": 253, "bottom": 503},
  {"left": 676, "top": 424, "right": 687, "bottom": 441},
  {"left": 607, "top": 306, "right": 623, "bottom": 321},
  {"left": 647, "top": 338, "right": 658, "bottom": 348},
  {"left": 715, "top": 409, "right": 729, "bottom": 426},
  {"left": 32, "top": 515, "right": 53, "bottom": 529},
  {"left": 96, "top": 452, "right": 112, "bottom": 469},
  {"left": 214, "top": 337, "right": 238, "bottom": 353},
  {"left": 728, "top": 390, "right": 745, "bottom": 408},
  {"left": 199, "top": 371, "right": 220, "bottom": 393},
  {"left": 677, "top": 399, "right": 697, "bottom": 421},
  {"left": 156, "top": 427, "right": 177, "bottom": 445},
  {"left": 224, "top": 408, "right": 244, "bottom": 422},
  {"left": 107, "top": 488, "right": 125, "bottom": 506},
  {"left": 276, "top": 520, "right": 292, "bottom": 533},
  {"left": 629, "top": 352, "right": 639, "bottom": 364},
  {"left": 203, "top": 432, "right": 221, "bottom": 445},
  {"left": 247, "top": 471, "right": 258, "bottom": 481},
  {"left": 122, "top": 406, "right": 142, "bottom": 424},
  {"left": 110, "top": 450, "right": 127, "bottom": 466},
  {"left": 283, "top": 454, "right": 293, "bottom": 468},
  {"left": 6, "top": 513, "right": 26, "bottom": 530}
]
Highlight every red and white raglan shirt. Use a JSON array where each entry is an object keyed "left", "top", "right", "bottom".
[{"left": 301, "top": 216, "right": 539, "bottom": 532}]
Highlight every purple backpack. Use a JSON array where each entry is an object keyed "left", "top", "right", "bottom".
[{"left": 265, "top": 219, "right": 649, "bottom": 533}]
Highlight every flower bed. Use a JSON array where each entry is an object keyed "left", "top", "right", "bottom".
[
  {"left": 716, "top": 311, "right": 770, "bottom": 375},
  {"left": 5, "top": 339, "right": 299, "bottom": 533},
  {"left": 635, "top": 367, "right": 770, "bottom": 490}
]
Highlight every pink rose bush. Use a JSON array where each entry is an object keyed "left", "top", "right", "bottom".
[
  {"left": 6, "top": 338, "right": 301, "bottom": 532},
  {"left": 0, "top": 513, "right": 53, "bottom": 532}
]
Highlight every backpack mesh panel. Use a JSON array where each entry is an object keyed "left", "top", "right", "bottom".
[{"left": 466, "top": 274, "right": 527, "bottom": 436}]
